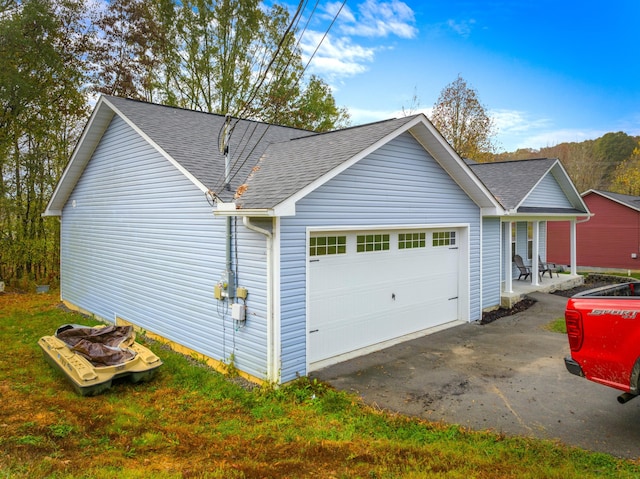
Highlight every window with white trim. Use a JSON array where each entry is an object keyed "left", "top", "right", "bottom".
[
  {"left": 356, "top": 234, "right": 390, "bottom": 252},
  {"left": 398, "top": 232, "right": 426, "bottom": 249},
  {"left": 310, "top": 235, "right": 346, "bottom": 256},
  {"left": 433, "top": 231, "right": 456, "bottom": 247}
]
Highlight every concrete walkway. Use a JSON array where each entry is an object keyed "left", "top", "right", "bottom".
[{"left": 312, "top": 292, "right": 640, "bottom": 460}]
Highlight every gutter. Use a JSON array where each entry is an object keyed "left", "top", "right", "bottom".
[
  {"left": 215, "top": 203, "right": 275, "bottom": 218},
  {"left": 242, "top": 217, "right": 278, "bottom": 383}
]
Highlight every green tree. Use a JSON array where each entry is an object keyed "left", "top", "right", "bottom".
[
  {"left": 0, "top": 0, "right": 90, "bottom": 283},
  {"left": 259, "top": 74, "right": 350, "bottom": 132},
  {"left": 430, "top": 75, "right": 496, "bottom": 162},
  {"left": 609, "top": 143, "right": 640, "bottom": 195},
  {"left": 594, "top": 131, "right": 637, "bottom": 185},
  {"left": 91, "top": 0, "right": 348, "bottom": 130}
]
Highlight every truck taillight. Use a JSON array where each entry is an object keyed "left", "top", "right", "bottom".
[{"left": 565, "top": 309, "right": 583, "bottom": 351}]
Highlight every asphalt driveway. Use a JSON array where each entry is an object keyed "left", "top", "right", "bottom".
[{"left": 311, "top": 292, "right": 640, "bottom": 460}]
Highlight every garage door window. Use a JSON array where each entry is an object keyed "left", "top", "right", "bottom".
[
  {"left": 356, "top": 234, "right": 390, "bottom": 252},
  {"left": 398, "top": 232, "right": 426, "bottom": 249},
  {"left": 310, "top": 235, "right": 347, "bottom": 256},
  {"left": 433, "top": 231, "right": 456, "bottom": 246}
]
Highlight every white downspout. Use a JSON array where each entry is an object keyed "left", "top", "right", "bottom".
[
  {"left": 570, "top": 219, "right": 577, "bottom": 276},
  {"left": 242, "top": 216, "right": 277, "bottom": 383},
  {"left": 570, "top": 216, "right": 592, "bottom": 276}
]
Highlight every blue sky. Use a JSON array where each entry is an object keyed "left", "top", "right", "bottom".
[{"left": 294, "top": 0, "right": 640, "bottom": 152}]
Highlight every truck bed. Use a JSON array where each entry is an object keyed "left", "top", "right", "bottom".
[{"left": 564, "top": 282, "right": 640, "bottom": 402}]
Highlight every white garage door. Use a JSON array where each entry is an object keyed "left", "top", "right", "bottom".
[{"left": 308, "top": 228, "right": 462, "bottom": 368}]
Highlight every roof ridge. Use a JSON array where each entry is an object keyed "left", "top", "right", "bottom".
[
  {"left": 593, "top": 189, "right": 640, "bottom": 201},
  {"left": 475, "top": 157, "right": 557, "bottom": 166},
  {"left": 103, "top": 95, "right": 314, "bottom": 134}
]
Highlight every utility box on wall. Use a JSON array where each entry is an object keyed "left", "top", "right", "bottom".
[{"left": 231, "top": 303, "right": 246, "bottom": 322}]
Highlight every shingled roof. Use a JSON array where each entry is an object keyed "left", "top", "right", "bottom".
[
  {"left": 104, "top": 96, "right": 315, "bottom": 199},
  {"left": 468, "top": 158, "right": 558, "bottom": 210},
  {"left": 586, "top": 190, "right": 640, "bottom": 212},
  {"left": 234, "top": 115, "right": 418, "bottom": 209}
]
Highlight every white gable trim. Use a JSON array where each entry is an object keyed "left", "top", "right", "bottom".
[
  {"left": 583, "top": 189, "right": 640, "bottom": 213},
  {"left": 102, "top": 97, "right": 208, "bottom": 194},
  {"left": 408, "top": 117, "right": 502, "bottom": 214},
  {"left": 44, "top": 96, "right": 115, "bottom": 216},
  {"left": 44, "top": 95, "right": 209, "bottom": 217},
  {"left": 514, "top": 161, "right": 555, "bottom": 210},
  {"left": 272, "top": 115, "right": 502, "bottom": 217},
  {"left": 516, "top": 160, "right": 588, "bottom": 213}
]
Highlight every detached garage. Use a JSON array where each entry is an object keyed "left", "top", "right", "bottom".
[
  {"left": 307, "top": 227, "right": 468, "bottom": 369},
  {"left": 45, "top": 95, "right": 514, "bottom": 384}
]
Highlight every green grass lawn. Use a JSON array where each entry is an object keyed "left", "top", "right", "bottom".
[
  {"left": 1, "top": 290, "right": 639, "bottom": 478},
  {"left": 546, "top": 318, "right": 567, "bottom": 334}
]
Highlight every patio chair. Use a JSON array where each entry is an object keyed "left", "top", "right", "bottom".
[
  {"left": 513, "top": 254, "right": 532, "bottom": 281},
  {"left": 538, "top": 256, "right": 559, "bottom": 278}
]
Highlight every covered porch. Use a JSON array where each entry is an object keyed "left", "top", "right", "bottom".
[
  {"left": 500, "top": 271, "right": 584, "bottom": 308},
  {"left": 500, "top": 216, "right": 587, "bottom": 308}
]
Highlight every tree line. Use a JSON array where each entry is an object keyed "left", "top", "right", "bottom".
[
  {"left": 2, "top": 0, "right": 637, "bottom": 286},
  {"left": 427, "top": 75, "right": 640, "bottom": 195},
  {"left": 0, "top": 0, "right": 349, "bottom": 286},
  {"left": 492, "top": 132, "right": 640, "bottom": 195}
]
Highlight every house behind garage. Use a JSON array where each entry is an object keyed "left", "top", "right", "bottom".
[
  {"left": 44, "top": 96, "right": 589, "bottom": 384},
  {"left": 547, "top": 189, "right": 640, "bottom": 271}
]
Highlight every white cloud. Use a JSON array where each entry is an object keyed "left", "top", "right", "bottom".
[
  {"left": 446, "top": 18, "right": 476, "bottom": 38},
  {"left": 336, "top": 0, "right": 418, "bottom": 39},
  {"left": 488, "top": 109, "right": 604, "bottom": 151},
  {"left": 301, "top": 0, "right": 417, "bottom": 83},
  {"left": 301, "top": 31, "right": 376, "bottom": 79},
  {"left": 491, "top": 109, "right": 552, "bottom": 134}
]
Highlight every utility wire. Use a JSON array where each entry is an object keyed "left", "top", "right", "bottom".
[
  {"left": 211, "top": 0, "right": 308, "bottom": 196},
  {"left": 211, "top": 0, "right": 346, "bottom": 197}
]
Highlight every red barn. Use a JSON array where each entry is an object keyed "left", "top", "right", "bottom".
[{"left": 547, "top": 190, "right": 640, "bottom": 271}]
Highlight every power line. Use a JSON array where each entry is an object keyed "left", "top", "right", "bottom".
[{"left": 211, "top": 0, "right": 347, "bottom": 197}]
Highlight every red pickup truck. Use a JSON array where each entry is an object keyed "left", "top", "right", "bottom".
[{"left": 564, "top": 282, "right": 640, "bottom": 404}]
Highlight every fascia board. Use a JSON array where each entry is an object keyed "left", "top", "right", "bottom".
[
  {"left": 44, "top": 95, "right": 211, "bottom": 217},
  {"left": 480, "top": 207, "right": 504, "bottom": 216},
  {"left": 272, "top": 116, "right": 428, "bottom": 215},
  {"left": 102, "top": 97, "right": 209, "bottom": 194},
  {"left": 213, "top": 208, "right": 276, "bottom": 217},
  {"left": 550, "top": 161, "right": 590, "bottom": 212},
  {"left": 409, "top": 118, "right": 504, "bottom": 212},
  {"left": 43, "top": 97, "right": 115, "bottom": 216},
  {"left": 272, "top": 115, "right": 504, "bottom": 216},
  {"left": 513, "top": 160, "right": 589, "bottom": 214},
  {"left": 512, "top": 162, "right": 553, "bottom": 211},
  {"left": 585, "top": 189, "right": 640, "bottom": 213},
  {"left": 501, "top": 212, "right": 594, "bottom": 222}
]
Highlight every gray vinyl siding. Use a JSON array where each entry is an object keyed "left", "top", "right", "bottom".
[
  {"left": 481, "top": 218, "right": 501, "bottom": 309},
  {"left": 522, "top": 174, "right": 573, "bottom": 208},
  {"left": 278, "top": 132, "right": 481, "bottom": 382},
  {"left": 60, "top": 115, "right": 269, "bottom": 379}
]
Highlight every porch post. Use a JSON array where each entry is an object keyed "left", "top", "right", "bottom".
[
  {"left": 532, "top": 221, "right": 540, "bottom": 286},
  {"left": 504, "top": 221, "right": 513, "bottom": 293},
  {"left": 570, "top": 219, "right": 577, "bottom": 275}
]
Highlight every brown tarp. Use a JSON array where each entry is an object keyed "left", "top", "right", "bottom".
[{"left": 57, "top": 326, "right": 136, "bottom": 367}]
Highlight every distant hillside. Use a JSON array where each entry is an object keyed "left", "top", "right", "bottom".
[{"left": 490, "top": 132, "right": 640, "bottom": 194}]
